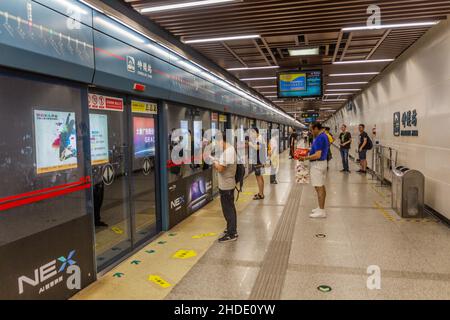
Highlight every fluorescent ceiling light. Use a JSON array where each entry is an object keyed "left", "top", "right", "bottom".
[
  {"left": 333, "top": 59, "right": 394, "bottom": 65},
  {"left": 140, "top": 0, "right": 235, "bottom": 13},
  {"left": 329, "top": 72, "right": 379, "bottom": 77},
  {"left": 253, "top": 85, "right": 277, "bottom": 88},
  {"left": 324, "top": 93, "right": 352, "bottom": 96},
  {"left": 95, "top": 17, "right": 145, "bottom": 43},
  {"left": 184, "top": 34, "right": 260, "bottom": 44},
  {"left": 265, "top": 95, "right": 277, "bottom": 98},
  {"left": 260, "top": 92, "right": 277, "bottom": 94},
  {"left": 326, "top": 89, "right": 361, "bottom": 92},
  {"left": 324, "top": 99, "right": 347, "bottom": 101},
  {"left": 272, "top": 101, "right": 284, "bottom": 103},
  {"left": 227, "top": 66, "right": 279, "bottom": 71},
  {"left": 342, "top": 21, "right": 439, "bottom": 32},
  {"left": 289, "top": 48, "right": 319, "bottom": 56},
  {"left": 78, "top": 0, "right": 104, "bottom": 13},
  {"left": 327, "top": 82, "right": 368, "bottom": 86},
  {"left": 240, "top": 77, "right": 277, "bottom": 81}
]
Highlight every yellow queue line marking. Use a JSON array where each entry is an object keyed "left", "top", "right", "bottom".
[{"left": 373, "top": 201, "right": 396, "bottom": 222}]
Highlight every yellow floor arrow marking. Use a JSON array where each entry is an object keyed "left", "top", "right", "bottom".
[
  {"left": 172, "top": 250, "right": 197, "bottom": 259},
  {"left": 111, "top": 227, "right": 124, "bottom": 234},
  {"left": 148, "top": 275, "right": 171, "bottom": 288}
]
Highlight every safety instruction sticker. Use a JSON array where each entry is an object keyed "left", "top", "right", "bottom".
[
  {"left": 172, "top": 250, "right": 197, "bottom": 259},
  {"left": 192, "top": 233, "right": 217, "bottom": 239},
  {"left": 148, "top": 275, "right": 171, "bottom": 288}
]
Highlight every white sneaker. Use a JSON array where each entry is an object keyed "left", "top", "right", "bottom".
[
  {"left": 309, "top": 210, "right": 327, "bottom": 218},
  {"left": 312, "top": 207, "right": 320, "bottom": 213}
]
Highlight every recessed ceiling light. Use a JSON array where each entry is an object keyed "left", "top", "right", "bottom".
[
  {"left": 288, "top": 48, "right": 320, "bottom": 56},
  {"left": 184, "top": 34, "right": 260, "bottom": 44},
  {"left": 327, "top": 82, "right": 368, "bottom": 86},
  {"left": 329, "top": 72, "right": 379, "bottom": 77},
  {"left": 342, "top": 21, "right": 439, "bottom": 32},
  {"left": 227, "top": 66, "right": 279, "bottom": 71},
  {"left": 240, "top": 77, "right": 277, "bottom": 81},
  {"left": 140, "top": 0, "right": 235, "bottom": 13},
  {"left": 333, "top": 59, "right": 394, "bottom": 65}
]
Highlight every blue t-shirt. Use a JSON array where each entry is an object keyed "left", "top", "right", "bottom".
[{"left": 310, "top": 132, "right": 329, "bottom": 161}]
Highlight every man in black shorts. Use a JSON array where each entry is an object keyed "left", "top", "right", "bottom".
[{"left": 358, "top": 124, "right": 369, "bottom": 174}]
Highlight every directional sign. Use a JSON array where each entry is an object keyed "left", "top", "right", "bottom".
[
  {"left": 143, "top": 158, "right": 152, "bottom": 176},
  {"left": 102, "top": 164, "right": 115, "bottom": 186}
]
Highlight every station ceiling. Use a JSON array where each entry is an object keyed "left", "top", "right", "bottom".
[{"left": 122, "top": 0, "right": 450, "bottom": 123}]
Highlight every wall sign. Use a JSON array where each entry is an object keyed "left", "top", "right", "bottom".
[
  {"left": 131, "top": 100, "right": 157, "bottom": 114},
  {"left": 219, "top": 114, "right": 227, "bottom": 123},
  {"left": 394, "top": 110, "right": 418, "bottom": 137},
  {"left": 88, "top": 94, "right": 123, "bottom": 112}
]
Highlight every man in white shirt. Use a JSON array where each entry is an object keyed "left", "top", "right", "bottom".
[{"left": 212, "top": 134, "right": 238, "bottom": 243}]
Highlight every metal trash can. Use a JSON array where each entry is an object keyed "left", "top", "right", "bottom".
[{"left": 391, "top": 166, "right": 425, "bottom": 218}]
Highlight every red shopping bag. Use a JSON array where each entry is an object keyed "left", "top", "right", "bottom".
[{"left": 294, "top": 148, "right": 309, "bottom": 160}]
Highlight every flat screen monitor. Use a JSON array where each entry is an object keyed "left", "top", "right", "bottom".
[{"left": 277, "top": 70, "right": 323, "bottom": 98}]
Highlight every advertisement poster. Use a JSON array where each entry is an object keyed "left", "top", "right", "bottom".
[
  {"left": 89, "top": 114, "right": 109, "bottom": 165},
  {"left": 133, "top": 117, "right": 155, "bottom": 158},
  {"left": 34, "top": 110, "right": 78, "bottom": 174},
  {"left": 279, "top": 73, "right": 306, "bottom": 92}
]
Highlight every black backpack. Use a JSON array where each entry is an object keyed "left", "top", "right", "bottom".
[
  {"left": 235, "top": 163, "right": 245, "bottom": 201},
  {"left": 365, "top": 136, "right": 373, "bottom": 150}
]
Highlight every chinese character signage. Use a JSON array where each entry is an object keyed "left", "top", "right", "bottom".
[{"left": 394, "top": 109, "right": 418, "bottom": 137}]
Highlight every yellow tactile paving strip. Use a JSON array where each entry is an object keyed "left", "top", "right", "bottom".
[{"left": 72, "top": 168, "right": 269, "bottom": 300}]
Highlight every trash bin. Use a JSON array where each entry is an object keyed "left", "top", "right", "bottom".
[{"left": 391, "top": 166, "right": 425, "bottom": 218}]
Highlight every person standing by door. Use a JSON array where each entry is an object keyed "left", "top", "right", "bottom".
[
  {"left": 211, "top": 134, "right": 238, "bottom": 243},
  {"left": 339, "top": 124, "right": 352, "bottom": 173},
  {"left": 289, "top": 129, "right": 298, "bottom": 159}
]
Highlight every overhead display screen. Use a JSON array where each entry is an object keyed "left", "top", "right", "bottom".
[
  {"left": 89, "top": 114, "right": 109, "bottom": 165},
  {"left": 34, "top": 110, "right": 78, "bottom": 174},
  {"left": 278, "top": 70, "right": 323, "bottom": 98},
  {"left": 133, "top": 117, "right": 155, "bottom": 158}
]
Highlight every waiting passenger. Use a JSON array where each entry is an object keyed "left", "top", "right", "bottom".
[
  {"left": 289, "top": 129, "right": 298, "bottom": 159},
  {"left": 339, "top": 124, "right": 352, "bottom": 173},
  {"left": 249, "top": 128, "right": 266, "bottom": 200},
  {"left": 358, "top": 124, "right": 369, "bottom": 174},
  {"left": 298, "top": 122, "right": 329, "bottom": 218},
  {"left": 211, "top": 134, "right": 238, "bottom": 243},
  {"left": 324, "top": 127, "right": 334, "bottom": 169}
]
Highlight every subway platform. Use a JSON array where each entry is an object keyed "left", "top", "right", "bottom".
[{"left": 73, "top": 150, "right": 450, "bottom": 300}]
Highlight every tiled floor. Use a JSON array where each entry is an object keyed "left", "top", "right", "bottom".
[{"left": 74, "top": 149, "right": 450, "bottom": 300}]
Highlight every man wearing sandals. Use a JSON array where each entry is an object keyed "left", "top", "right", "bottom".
[
  {"left": 249, "top": 128, "right": 266, "bottom": 201},
  {"left": 299, "top": 122, "right": 329, "bottom": 218}
]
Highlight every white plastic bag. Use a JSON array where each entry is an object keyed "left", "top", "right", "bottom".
[{"left": 295, "top": 160, "right": 310, "bottom": 184}]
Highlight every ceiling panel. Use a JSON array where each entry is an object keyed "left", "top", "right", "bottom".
[{"left": 122, "top": 0, "right": 450, "bottom": 123}]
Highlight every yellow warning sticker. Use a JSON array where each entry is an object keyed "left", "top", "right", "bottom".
[
  {"left": 111, "top": 227, "right": 124, "bottom": 234},
  {"left": 148, "top": 275, "right": 171, "bottom": 288},
  {"left": 192, "top": 233, "right": 217, "bottom": 239},
  {"left": 172, "top": 250, "right": 197, "bottom": 259}
]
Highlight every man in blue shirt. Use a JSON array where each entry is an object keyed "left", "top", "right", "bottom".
[{"left": 299, "top": 122, "right": 329, "bottom": 218}]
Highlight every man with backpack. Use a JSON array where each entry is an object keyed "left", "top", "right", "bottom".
[
  {"left": 339, "top": 124, "right": 352, "bottom": 173},
  {"left": 358, "top": 124, "right": 373, "bottom": 174},
  {"left": 211, "top": 133, "right": 239, "bottom": 243}
]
